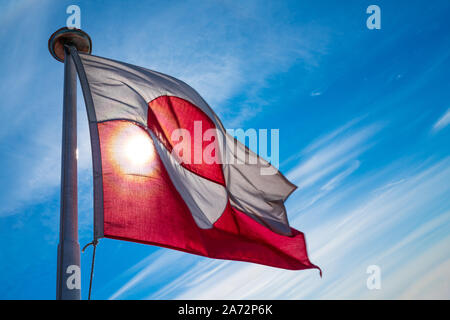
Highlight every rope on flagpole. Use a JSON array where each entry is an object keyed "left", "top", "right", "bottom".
[{"left": 82, "top": 239, "right": 99, "bottom": 300}]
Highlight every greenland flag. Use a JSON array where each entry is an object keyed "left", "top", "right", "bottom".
[{"left": 70, "top": 48, "right": 319, "bottom": 272}]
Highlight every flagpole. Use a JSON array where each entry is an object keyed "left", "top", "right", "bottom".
[{"left": 49, "top": 28, "right": 92, "bottom": 300}]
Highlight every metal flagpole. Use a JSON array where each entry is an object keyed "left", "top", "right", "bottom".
[
  {"left": 48, "top": 28, "right": 92, "bottom": 300},
  {"left": 56, "top": 43, "right": 80, "bottom": 300}
]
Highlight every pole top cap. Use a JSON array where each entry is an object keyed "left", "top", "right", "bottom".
[{"left": 48, "top": 27, "right": 92, "bottom": 62}]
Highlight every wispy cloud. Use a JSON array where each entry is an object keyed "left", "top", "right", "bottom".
[
  {"left": 0, "top": 0, "right": 65, "bottom": 216},
  {"left": 320, "top": 160, "right": 360, "bottom": 192},
  {"left": 135, "top": 158, "right": 449, "bottom": 300},
  {"left": 432, "top": 108, "right": 450, "bottom": 132},
  {"left": 96, "top": 0, "right": 330, "bottom": 126},
  {"left": 286, "top": 121, "right": 380, "bottom": 189},
  {"left": 109, "top": 250, "right": 178, "bottom": 300},
  {"left": 398, "top": 256, "right": 450, "bottom": 299}
]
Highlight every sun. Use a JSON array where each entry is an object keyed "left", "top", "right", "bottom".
[
  {"left": 124, "top": 134, "right": 154, "bottom": 167},
  {"left": 109, "top": 123, "right": 156, "bottom": 177}
]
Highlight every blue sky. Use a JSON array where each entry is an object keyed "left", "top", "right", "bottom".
[{"left": 0, "top": 0, "right": 449, "bottom": 299}]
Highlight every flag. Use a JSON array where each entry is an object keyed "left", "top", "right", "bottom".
[{"left": 70, "top": 48, "right": 320, "bottom": 272}]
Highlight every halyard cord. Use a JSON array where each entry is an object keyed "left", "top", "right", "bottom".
[{"left": 82, "top": 239, "right": 99, "bottom": 300}]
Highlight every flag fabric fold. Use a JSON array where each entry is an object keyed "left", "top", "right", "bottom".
[{"left": 70, "top": 48, "right": 319, "bottom": 273}]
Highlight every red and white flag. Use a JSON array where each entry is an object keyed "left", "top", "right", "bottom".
[{"left": 71, "top": 48, "right": 319, "bottom": 272}]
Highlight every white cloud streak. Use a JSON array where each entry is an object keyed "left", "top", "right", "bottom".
[
  {"left": 141, "top": 158, "right": 450, "bottom": 300},
  {"left": 433, "top": 108, "right": 450, "bottom": 132},
  {"left": 97, "top": 0, "right": 330, "bottom": 124},
  {"left": 286, "top": 122, "right": 380, "bottom": 188}
]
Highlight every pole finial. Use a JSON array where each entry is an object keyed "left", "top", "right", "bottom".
[{"left": 48, "top": 27, "right": 92, "bottom": 62}]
